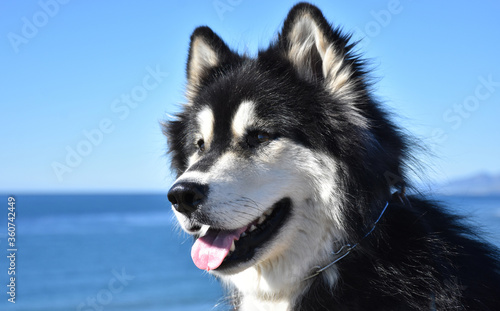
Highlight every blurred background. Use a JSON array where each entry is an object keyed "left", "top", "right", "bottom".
[{"left": 1, "top": 1, "right": 499, "bottom": 310}]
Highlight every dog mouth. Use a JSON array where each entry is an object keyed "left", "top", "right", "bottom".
[{"left": 190, "top": 198, "right": 291, "bottom": 273}]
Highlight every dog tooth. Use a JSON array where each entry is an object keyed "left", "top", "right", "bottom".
[
  {"left": 249, "top": 225, "right": 257, "bottom": 232},
  {"left": 264, "top": 209, "right": 272, "bottom": 216},
  {"left": 258, "top": 216, "right": 266, "bottom": 225},
  {"left": 230, "top": 240, "right": 236, "bottom": 252},
  {"left": 241, "top": 232, "right": 247, "bottom": 238}
]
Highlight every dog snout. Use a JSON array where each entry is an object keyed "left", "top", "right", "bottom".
[{"left": 167, "top": 182, "right": 208, "bottom": 217}]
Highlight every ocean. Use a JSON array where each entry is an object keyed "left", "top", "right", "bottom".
[{"left": 0, "top": 194, "right": 499, "bottom": 311}]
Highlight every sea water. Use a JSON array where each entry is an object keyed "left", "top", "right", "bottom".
[{"left": 0, "top": 194, "right": 498, "bottom": 311}]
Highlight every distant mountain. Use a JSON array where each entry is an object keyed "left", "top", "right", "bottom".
[{"left": 437, "top": 172, "right": 500, "bottom": 196}]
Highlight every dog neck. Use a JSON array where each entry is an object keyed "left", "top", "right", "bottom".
[
  {"left": 221, "top": 239, "right": 340, "bottom": 310},
  {"left": 239, "top": 296, "right": 291, "bottom": 311},
  {"left": 223, "top": 266, "right": 303, "bottom": 309}
]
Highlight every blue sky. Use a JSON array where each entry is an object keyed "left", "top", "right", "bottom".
[{"left": 1, "top": 1, "right": 499, "bottom": 193}]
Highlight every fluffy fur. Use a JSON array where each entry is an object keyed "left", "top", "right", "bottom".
[{"left": 164, "top": 3, "right": 500, "bottom": 310}]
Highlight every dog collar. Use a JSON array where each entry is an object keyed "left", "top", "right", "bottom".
[{"left": 302, "top": 199, "right": 390, "bottom": 281}]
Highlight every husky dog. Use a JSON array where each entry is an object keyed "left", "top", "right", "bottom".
[{"left": 164, "top": 3, "right": 500, "bottom": 310}]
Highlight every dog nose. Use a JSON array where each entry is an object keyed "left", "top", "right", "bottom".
[{"left": 167, "top": 182, "right": 208, "bottom": 216}]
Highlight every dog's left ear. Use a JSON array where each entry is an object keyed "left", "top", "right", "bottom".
[
  {"left": 279, "top": 3, "right": 356, "bottom": 94},
  {"left": 186, "top": 26, "right": 238, "bottom": 97}
]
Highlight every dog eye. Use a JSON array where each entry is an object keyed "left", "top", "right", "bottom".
[
  {"left": 196, "top": 139, "right": 205, "bottom": 152},
  {"left": 246, "top": 131, "right": 271, "bottom": 148},
  {"left": 257, "top": 132, "right": 270, "bottom": 142}
]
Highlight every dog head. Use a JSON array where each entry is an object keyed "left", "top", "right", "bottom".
[{"left": 164, "top": 2, "right": 406, "bottom": 299}]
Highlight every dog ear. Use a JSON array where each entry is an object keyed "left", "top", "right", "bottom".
[
  {"left": 186, "top": 26, "right": 235, "bottom": 97},
  {"left": 279, "top": 3, "right": 358, "bottom": 94}
]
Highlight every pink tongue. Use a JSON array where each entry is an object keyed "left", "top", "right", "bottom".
[{"left": 191, "top": 227, "right": 247, "bottom": 271}]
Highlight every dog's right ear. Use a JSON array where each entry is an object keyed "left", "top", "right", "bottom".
[
  {"left": 278, "top": 3, "right": 361, "bottom": 96},
  {"left": 186, "top": 27, "right": 236, "bottom": 97}
]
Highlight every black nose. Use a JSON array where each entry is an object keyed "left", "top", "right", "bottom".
[{"left": 167, "top": 182, "right": 208, "bottom": 216}]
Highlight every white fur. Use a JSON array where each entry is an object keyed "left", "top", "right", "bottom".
[
  {"left": 185, "top": 37, "right": 219, "bottom": 100},
  {"left": 189, "top": 38, "right": 219, "bottom": 85},
  {"left": 183, "top": 108, "right": 215, "bottom": 170},
  {"left": 197, "top": 106, "right": 215, "bottom": 146},
  {"left": 232, "top": 101, "right": 257, "bottom": 138},
  {"left": 287, "top": 12, "right": 353, "bottom": 95}
]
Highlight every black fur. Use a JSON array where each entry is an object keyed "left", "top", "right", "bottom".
[
  {"left": 299, "top": 196, "right": 500, "bottom": 310},
  {"left": 164, "top": 2, "right": 500, "bottom": 310}
]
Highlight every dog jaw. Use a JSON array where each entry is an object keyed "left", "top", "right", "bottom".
[{"left": 218, "top": 198, "right": 343, "bottom": 310}]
